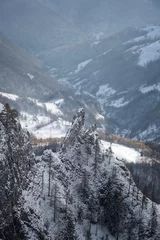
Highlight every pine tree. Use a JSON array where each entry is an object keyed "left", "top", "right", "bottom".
[
  {"left": 65, "top": 189, "right": 70, "bottom": 219},
  {"left": 108, "top": 144, "right": 113, "bottom": 164},
  {"left": 66, "top": 216, "right": 79, "bottom": 240},
  {"left": 94, "top": 136, "right": 100, "bottom": 177},
  {"left": 150, "top": 204, "right": 157, "bottom": 237},
  {"left": 80, "top": 169, "right": 89, "bottom": 202},
  {"left": 142, "top": 185, "right": 148, "bottom": 209},
  {"left": 42, "top": 170, "right": 44, "bottom": 196},
  {"left": 0, "top": 104, "right": 33, "bottom": 239},
  {"left": 56, "top": 215, "right": 79, "bottom": 240}
]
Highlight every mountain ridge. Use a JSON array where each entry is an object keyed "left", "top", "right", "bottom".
[
  {"left": 46, "top": 25, "right": 160, "bottom": 141},
  {"left": 1, "top": 106, "right": 159, "bottom": 239}
]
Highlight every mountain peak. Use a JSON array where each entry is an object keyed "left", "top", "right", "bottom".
[{"left": 62, "top": 108, "right": 85, "bottom": 148}]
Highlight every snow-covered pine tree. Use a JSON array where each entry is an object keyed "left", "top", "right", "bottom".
[{"left": 0, "top": 104, "right": 33, "bottom": 239}]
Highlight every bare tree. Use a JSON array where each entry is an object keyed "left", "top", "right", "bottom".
[
  {"left": 42, "top": 170, "right": 44, "bottom": 196},
  {"left": 48, "top": 152, "right": 52, "bottom": 197},
  {"left": 65, "top": 189, "right": 70, "bottom": 219},
  {"left": 94, "top": 137, "right": 99, "bottom": 177},
  {"left": 108, "top": 144, "right": 113, "bottom": 164},
  {"left": 53, "top": 183, "right": 58, "bottom": 222}
]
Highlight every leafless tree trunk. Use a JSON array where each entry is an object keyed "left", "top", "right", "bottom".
[
  {"left": 48, "top": 153, "right": 52, "bottom": 197},
  {"left": 53, "top": 183, "right": 58, "bottom": 222}
]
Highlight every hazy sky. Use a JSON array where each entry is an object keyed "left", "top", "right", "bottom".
[{"left": 0, "top": 0, "right": 159, "bottom": 51}]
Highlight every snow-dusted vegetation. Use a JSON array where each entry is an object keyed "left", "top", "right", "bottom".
[
  {"left": 22, "top": 109, "right": 160, "bottom": 239},
  {"left": 1, "top": 105, "right": 159, "bottom": 239},
  {"left": 1, "top": 1, "right": 160, "bottom": 239}
]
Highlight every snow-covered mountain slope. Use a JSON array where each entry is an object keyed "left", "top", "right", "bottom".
[
  {"left": 21, "top": 109, "right": 160, "bottom": 239},
  {"left": 0, "top": 88, "right": 70, "bottom": 139},
  {"left": 1, "top": 91, "right": 103, "bottom": 139},
  {"left": 0, "top": 33, "right": 104, "bottom": 138},
  {"left": 101, "top": 140, "right": 141, "bottom": 163},
  {"left": 1, "top": 105, "right": 160, "bottom": 239},
  {"left": 101, "top": 139, "right": 160, "bottom": 204},
  {"left": 46, "top": 26, "right": 160, "bottom": 141},
  {"left": 1, "top": 1, "right": 160, "bottom": 141},
  {"left": 0, "top": 32, "right": 61, "bottom": 99}
]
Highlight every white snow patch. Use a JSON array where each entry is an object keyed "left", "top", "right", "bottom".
[
  {"left": 109, "top": 97, "right": 130, "bottom": 108},
  {"left": 54, "top": 99, "right": 64, "bottom": 107},
  {"left": 125, "top": 45, "right": 143, "bottom": 53},
  {"left": 74, "top": 78, "right": 88, "bottom": 88},
  {"left": 96, "top": 84, "right": 116, "bottom": 106},
  {"left": 34, "top": 118, "right": 71, "bottom": 139},
  {"left": 101, "top": 140, "right": 141, "bottom": 163},
  {"left": 44, "top": 102, "right": 63, "bottom": 116},
  {"left": 139, "top": 83, "right": 160, "bottom": 93},
  {"left": 92, "top": 32, "right": 104, "bottom": 40},
  {"left": 138, "top": 41, "right": 160, "bottom": 67},
  {"left": 95, "top": 113, "right": 105, "bottom": 120},
  {"left": 0, "top": 92, "right": 19, "bottom": 101},
  {"left": 20, "top": 112, "right": 51, "bottom": 132},
  {"left": 91, "top": 41, "right": 100, "bottom": 47},
  {"left": 97, "top": 84, "right": 116, "bottom": 98},
  {"left": 49, "top": 67, "right": 57, "bottom": 74},
  {"left": 83, "top": 91, "right": 96, "bottom": 99},
  {"left": 28, "top": 97, "right": 44, "bottom": 107},
  {"left": 75, "top": 59, "right": 92, "bottom": 73},
  {"left": 20, "top": 111, "right": 70, "bottom": 139},
  {"left": 27, "top": 73, "right": 34, "bottom": 80},
  {"left": 131, "top": 26, "right": 160, "bottom": 43},
  {"left": 102, "top": 49, "right": 112, "bottom": 55},
  {"left": 98, "top": 49, "right": 112, "bottom": 57},
  {"left": 57, "top": 77, "right": 69, "bottom": 84},
  {"left": 28, "top": 98, "right": 63, "bottom": 115},
  {"left": 138, "top": 125, "right": 157, "bottom": 140},
  {"left": 0, "top": 103, "right": 3, "bottom": 112},
  {"left": 124, "top": 26, "right": 160, "bottom": 66}
]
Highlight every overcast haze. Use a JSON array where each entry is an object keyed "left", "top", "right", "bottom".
[
  {"left": 0, "top": 0, "right": 160, "bottom": 52},
  {"left": 1, "top": 1, "right": 160, "bottom": 240}
]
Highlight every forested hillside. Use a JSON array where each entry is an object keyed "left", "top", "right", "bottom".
[{"left": 1, "top": 105, "right": 160, "bottom": 239}]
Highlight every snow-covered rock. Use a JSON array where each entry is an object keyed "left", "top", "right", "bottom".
[
  {"left": 22, "top": 109, "right": 160, "bottom": 239},
  {"left": 0, "top": 104, "right": 36, "bottom": 240}
]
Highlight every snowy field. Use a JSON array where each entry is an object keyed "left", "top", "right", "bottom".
[
  {"left": 101, "top": 140, "right": 141, "bottom": 163},
  {"left": 34, "top": 119, "right": 71, "bottom": 139},
  {"left": 0, "top": 91, "right": 19, "bottom": 101}
]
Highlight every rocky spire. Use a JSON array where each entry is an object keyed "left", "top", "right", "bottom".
[{"left": 62, "top": 108, "right": 85, "bottom": 149}]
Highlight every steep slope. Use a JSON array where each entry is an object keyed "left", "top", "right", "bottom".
[
  {"left": 1, "top": 1, "right": 160, "bottom": 141},
  {"left": 0, "top": 33, "right": 103, "bottom": 138},
  {"left": 23, "top": 109, "right": 160, "bottom": 239},
  {"left": 0, "top": 32, "right": 62, "bottom": 99},
  {"left": 0, "top": 104, "right": 32, "bottom": 239},
  {"left": 0, "top": 32, "right": 70, "bottom": 138},
  {"left": 47, "top": 26, "right": 160, "bottom": 141}
]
